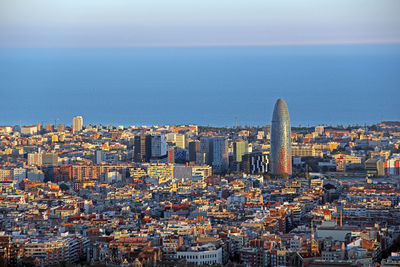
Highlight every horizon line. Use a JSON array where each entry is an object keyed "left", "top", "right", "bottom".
[
  {"left": 1, "top": 40, "right": 400, "bottom": 49},
  {"left": 1, "top": 121, "right": 396, "bottom": 128}
]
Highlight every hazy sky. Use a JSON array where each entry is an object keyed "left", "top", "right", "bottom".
[{"left": 1, "top": 0, "right": 400, "bottom": 47}]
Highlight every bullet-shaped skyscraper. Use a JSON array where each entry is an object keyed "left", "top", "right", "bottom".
[{"left": 270, "top": 98, "right": 292, "bottom": 175}]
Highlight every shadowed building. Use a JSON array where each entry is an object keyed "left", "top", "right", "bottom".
[
  {"left": 242, "top": 152, "right": 268, "bottom": 174},
  {"left": 210, "top": 137, "right": 229, "bottom": 173},
  {"left": 134, "top": 135, "right": 152, "bottom": 162},
  {"left": 270, "top": 98, "right": 292, "bottom": 175},
  {"left": 188, "top": 140, "right": 200, "bottom": 162}
]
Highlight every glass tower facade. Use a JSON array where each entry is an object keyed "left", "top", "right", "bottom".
[{"left": 270, "top": 98, "right": 292, "bottom": 175}]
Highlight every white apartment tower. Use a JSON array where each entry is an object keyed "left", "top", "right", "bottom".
[{"left": 72, "top": 116, "right": 83, "bottom": 133}]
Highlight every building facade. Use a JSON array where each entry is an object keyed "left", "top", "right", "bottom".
[
  {"left": 188, "top": 140, "right": 200, "bottom": 163},
  {"left": 233, "top": 141, "right": 248, "bottom": 163},
  {"left": 210, "top": 137, "right": 229, "bottom": 173},
  {"left": 134, "top": 135, "right": 152, "bottom": 162},
  {"left": 151, "top": 135, "right": 167, "bottom": 159},
  {"left": 270, "top": 98, "right": 292, "bottom": 176},
  {"left": 72, "top": 116, "right": 83, "bottom": 133}
]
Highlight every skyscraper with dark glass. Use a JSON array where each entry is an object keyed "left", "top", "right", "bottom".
[
  {"left": 134, "top": 135, "right": 152, "bottom": 162},
  {"left": 270, "top": 98, "right": 292, "bottom": 175}
]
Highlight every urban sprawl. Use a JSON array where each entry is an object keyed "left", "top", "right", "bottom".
[{"left": 0, "top": 100, "right": 400, "bottom": 267}]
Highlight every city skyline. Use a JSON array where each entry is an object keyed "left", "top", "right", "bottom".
[
  {"left": 2, "top": 114, "right": 396, "bottom": 129},
  {"left": 0, "top": 112, "right": 399, "bottom": 266},
  {"left": 1, "top": 111, "right": 397, "bottom": 129},
  {"left": 1, "top": 1, "right": 400, "bottom": 267}
]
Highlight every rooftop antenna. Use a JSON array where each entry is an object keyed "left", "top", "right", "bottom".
[{"left": 235, "top": 117, "right": 238, "bottom": 129}]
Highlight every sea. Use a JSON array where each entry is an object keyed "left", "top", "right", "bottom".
[{"left": 0, "top": 44, "right": 399, "bottom": 127}]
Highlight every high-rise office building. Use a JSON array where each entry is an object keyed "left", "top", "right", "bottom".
[
  {"left": 270, "top": 98, "right": 292, "bottom": 175},
  {"left": 151, "top": 135, "right": 167, "bottom": 159},
  {"left": 210, "top": 137, "right": 229, "bottom": 173},
  {"left": 72, "top": 116, "right": 83, "bottom": 133},
  {"left": 242, "top": 152, "right": 268, "bottom": 174},
  {"left": 188, "top": 140, "right": 200, "bottom": 162},
  {"left": 175, "top": 134, "right": 186, "bottom": 149},
  {"left": 200, "top": 136, "right": 212, "bottom": 165},
  {"left": 233, "top": 141, "right": 248, "bottom": 162},
  {"left": 134, "top": 135, "right": 152, "bottom": 162}
]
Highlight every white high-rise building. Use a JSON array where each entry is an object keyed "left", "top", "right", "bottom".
[
  {"left": 72, "top": 116, "right": 83, "bottom": 133},
  {"left": 151, "top": 135, "right": 167, "bottom": 158}
]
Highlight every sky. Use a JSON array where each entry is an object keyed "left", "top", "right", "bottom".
[{"left": 1, "top": 0, "right": 400, "bottom": 47}]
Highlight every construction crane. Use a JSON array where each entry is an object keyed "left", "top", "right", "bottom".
[{"left": 54, "top": 118, "right": 59, "bottom": 128}]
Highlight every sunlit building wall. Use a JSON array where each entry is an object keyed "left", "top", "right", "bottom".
[
  {"left": 233, "top": 141, "right": 248, "bottom": 163},
  {"left": 72, "top": 116, "right": 83, "bottom": 133},
  {"left": 270, "top": 98, "right": 292, "bottom": 175}
]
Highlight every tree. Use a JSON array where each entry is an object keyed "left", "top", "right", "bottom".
[
  {"left": 59, "top": 183, "right": 69, "bottom": 191},
  {"left": 321, "top": 166, "right": 328, "bottom": 173},
  {"left": 280, "top": 173, "right": 289, "bottom": 179},
  {"left": 263, "top": 173, "right": 271, "bottom": 180}
]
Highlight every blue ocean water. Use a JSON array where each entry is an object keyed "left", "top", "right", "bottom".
[{"left": 0, "top": 45, "right": 399, "bottom": 127}]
